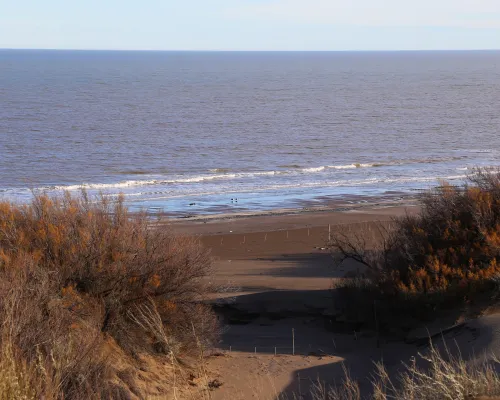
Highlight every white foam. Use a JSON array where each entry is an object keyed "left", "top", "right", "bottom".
[
  {"left": 327, "top": 163, "right": 375, "bottom": 169},
  {"left": 44, "top": 158, "right": 468, "bottom": 195},
  {"left": 209, "top": 168, "right": 231, "bottom": 173},
  {"left": 301, "top": 166, "right": 326, "bottom": 173},
  {"left": 5, "top": 158, "right": 475, "bottom": 205}
]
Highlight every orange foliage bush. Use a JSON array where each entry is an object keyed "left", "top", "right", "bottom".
[
  {"left": 0, "top": 192, "right": 216, "bottom": 398},
  {"left": 330, "top": 169, "right": 500, "bottom": 325},
  {"left": 382, "top": 169, "right": 500, "bottom": 297}
]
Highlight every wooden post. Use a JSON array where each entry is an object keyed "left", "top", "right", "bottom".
[
  {"left": 264, "top": 233, "right": 267, "bottom": 242},
  {"left": 328, "top": 224, "right": 331, "bottom": 241},
  {"left": 229, "top": 345, "right": 231, "bottom": 353},
  {"left": 221, "top": 237, "right": 224, "bottom": 245},
  {"left": 307, "top": 228, "right": 310, "bottom": 237},
  {"left": 292, "top": 328, "right": 295, "bottom": 355},
  {"left": 286, "top": 231, "right": 289, "bottom": 239},
  {"left": 274, "top": 346, "right": 277, "bottom": 356}
]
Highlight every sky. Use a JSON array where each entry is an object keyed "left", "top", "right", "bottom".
[{"left": 1, "top": 0, "right": 500, "bottom": 51}]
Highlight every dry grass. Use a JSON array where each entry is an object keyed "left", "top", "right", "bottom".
[
  {"left": 0, "top": 192, "right": 218, "bottom": 399},
  {"left": 310, "top": 344, "right": 500, "bottom": 400}
]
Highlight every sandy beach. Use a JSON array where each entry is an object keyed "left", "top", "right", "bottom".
[
  {"left": 166, "top": 200, "right": 500, "bottom": 399},
  {"left": 168, "top": 201, "right": 423, "bottom": 398},
  {"left": 171, "top": 200, "right": 418, "bottom": 295}
]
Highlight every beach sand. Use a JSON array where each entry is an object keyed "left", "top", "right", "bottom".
[
  {"left": 169, "top": 202, "right": 500, "bottom": 399},
  {"left": 169, "top": 203, "right": 419, "bottom": 399},
  {"left": 172, "top": 202, "right": 418, "bottom": 296}
]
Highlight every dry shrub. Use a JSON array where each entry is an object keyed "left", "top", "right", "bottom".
[
  {"left": 0, "top": 192, "right": 216, "bottom": 399},
  {"left": 384, "top": 168, "right": 500, "bottom": 297},
  {"left": 330, "top": 168, "right": 500, "bottom": 326}
]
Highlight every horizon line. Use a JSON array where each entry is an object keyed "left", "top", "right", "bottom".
[{"left": 2, "top": 47, "right": 500, "bottom": 52}]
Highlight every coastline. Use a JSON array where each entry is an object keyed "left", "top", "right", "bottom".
[{"left": 164, "top": 193, "right": 420, "bottom": 235}]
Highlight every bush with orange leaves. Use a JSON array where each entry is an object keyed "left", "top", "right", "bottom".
[
  {"left": 330, "top": 168, "right": 500, "bottom": 328},
  {"left": 0, "top": 193, "right": 216, "bottom": 399}
]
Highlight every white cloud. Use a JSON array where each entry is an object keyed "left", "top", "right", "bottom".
[{"left": 227, "top": 0, "right": 500, "bottom": 28}]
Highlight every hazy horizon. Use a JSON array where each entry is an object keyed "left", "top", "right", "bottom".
[{"left": 2, "top": 48, "right": 500, "bottom": 52}]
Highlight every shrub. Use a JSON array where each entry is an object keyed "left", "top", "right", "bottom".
[
  {"left": 329, "top": 168, "right": 500, "bottom": 325},
  {"left": 384, "top": 169, "right": 500, "bottom": 297},
  {"left": 0, "top": 192, "right": 216, "bottom": 399}
]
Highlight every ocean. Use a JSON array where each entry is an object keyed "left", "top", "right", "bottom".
[{"left": 1, "top": 50, "right": 500, "bottom": 214}]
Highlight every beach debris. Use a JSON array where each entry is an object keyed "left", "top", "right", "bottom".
[{"left": 208, "top": 379, "right": 223, "bottom": 390}]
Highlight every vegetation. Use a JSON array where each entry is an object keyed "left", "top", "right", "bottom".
[
  {"left": 330, "top": 168, "right": 500, "bottom": 328},
  {"left": 0, "top": 193, "right": 217, "bottom": 399},
  {"left": 310, "top": 344, "right": 500, "bottom": 400}
]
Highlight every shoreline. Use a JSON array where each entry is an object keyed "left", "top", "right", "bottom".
[{"left": 164, "top": 192, "right": 420, "bottom": 227}]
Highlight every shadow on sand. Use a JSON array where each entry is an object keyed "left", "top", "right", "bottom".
[
  {"left": 213, "top": 286, "right": 497, "bottom": 399},
  {"left": 250, "top": 252, "right": 363, "bottom": 280},
  {"left": 276, "top": 314, "right": 498, "bottom": 399}
]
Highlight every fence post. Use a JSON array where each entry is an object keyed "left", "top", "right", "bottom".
[{"left": 328, "top": 224, "right": 331, "bottom": 241}]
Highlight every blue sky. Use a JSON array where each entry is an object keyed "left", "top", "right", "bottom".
[{"left": 1, "top": 0, "right": 499, "bottom": 50}]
